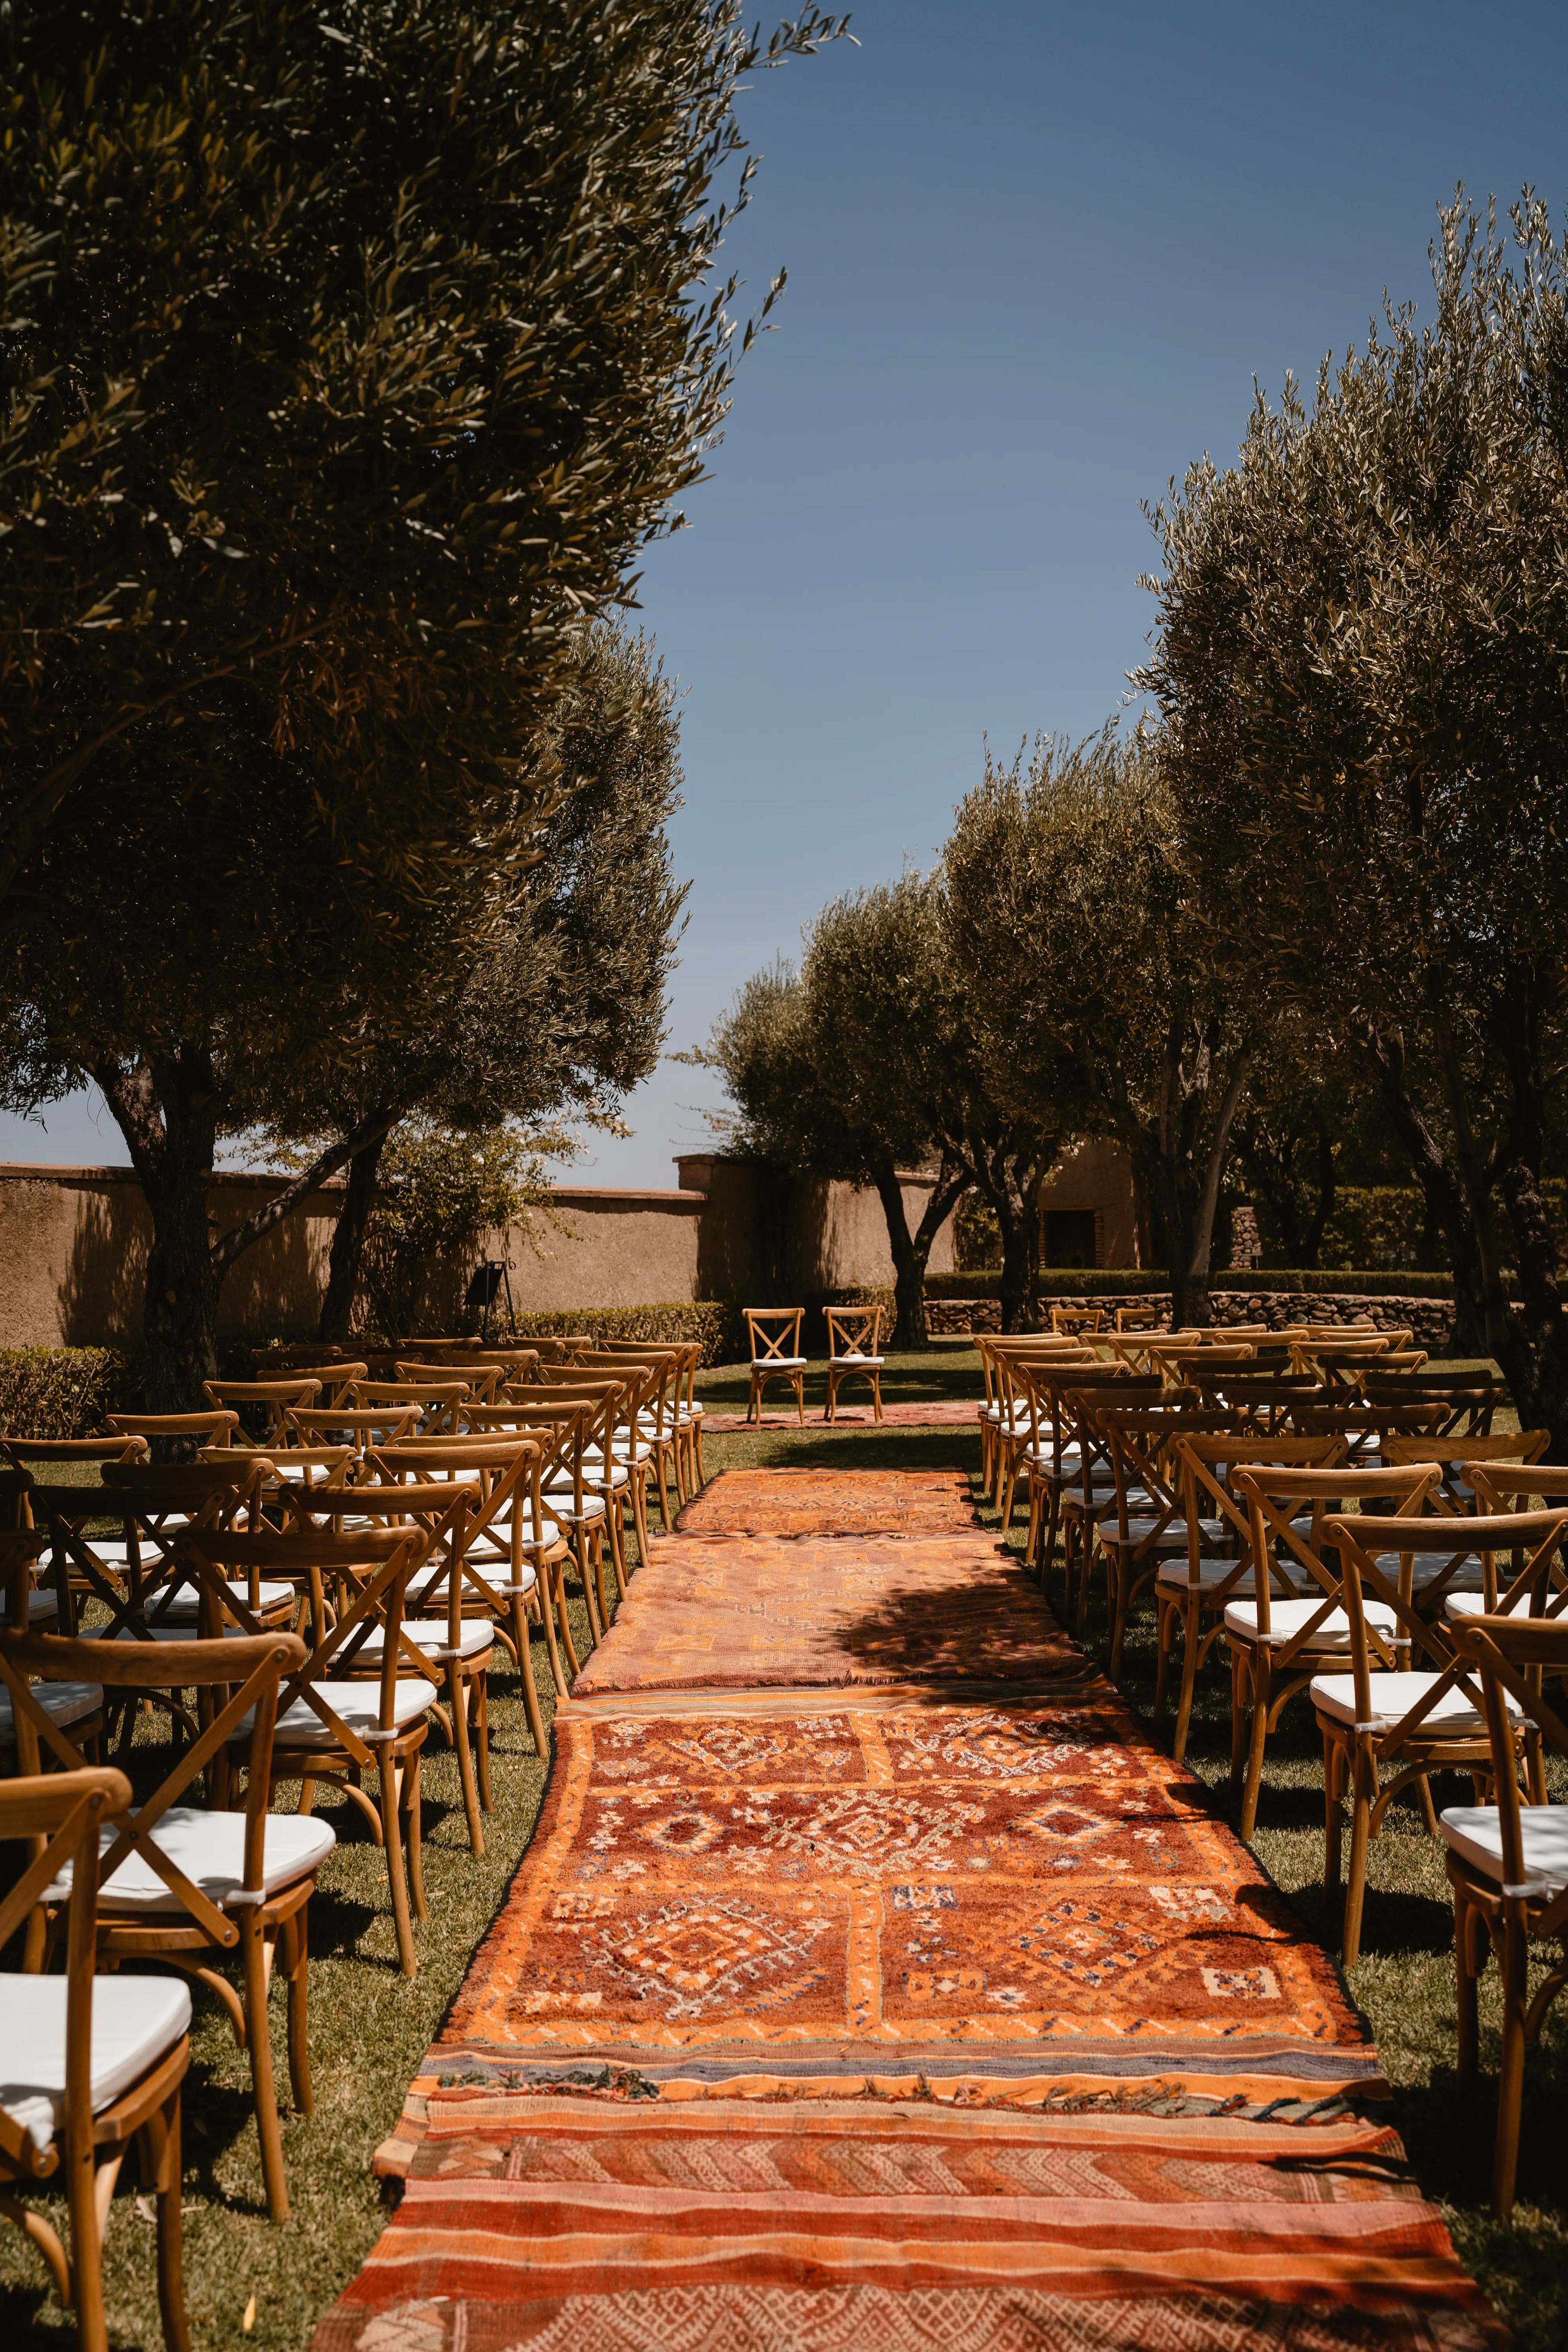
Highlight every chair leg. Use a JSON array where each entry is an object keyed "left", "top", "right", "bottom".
[
  {"left": 590, "top": 1527, "right": 608, "bottom": 1630},
  {"left": 450, "top": 1659, "right": 484, "bottom": 1858},
  {"left": 1239, "top": 1655, "right": 1270, "bottom": 1842},
  {"left": 1453, "top": 1891, "right": 1481, "bottom": 2097},
  {"left": 473, "top": 1671, "right": 492, "bottom": 1809},
  {"left": 654, "top": 1446, "right": 674, "bottom": 1531},
  {"left": 795, "top": 1372, "right": 804, "bottom": 1427},
  {"left": 512, "top": 1595, "right": 547, "bottom": 1755},
  {"left": 1227, "top": 1645, "right": 1248, "bottom": 1797},
  {"left": 284, "top": 1905, "right": 314, "bottom": 2116},
  {"left": 403, "top": 1746, "right": 427, "bottom": 1922},
  {"left": 605, "top": 1494, "right": 628, "bottom": 1600},
  {"left": 1341, "top": 1745, "right": 1374, "bottom": 1967},
  {"left": 243, "top": 1913, "right": 289, "bottom": 2222},
  {"left": 1494, "top": 1917, "right": 1529, "bottom": 2222},
  {"left": 1109, "top": 1551, "right": 1136, "bottom": 1680},
  {"left": 1173, "top": 1600, "right": 1203, "bottom": 1764},
  {"left": 141, "top": 2084, "right": 191, "bottom": 2352},
  {"left": 630, "top": 1468, "right": 651, "bottom": 1568},
  {"left": 66, "top": 2118, "right": 107, "bottom": 2352},
  {"left": 872, "top": 1370, "right": 883, "bottom": 1424},
  {"left": 554, "top": 1560, "right": 582, "bottom": 1679},
  {"left": 380, "top": 1755, "right": 417, "bottom": 1978},
  {"left": 574, "top": 1530, "right": 603, "bottom": 1645}
]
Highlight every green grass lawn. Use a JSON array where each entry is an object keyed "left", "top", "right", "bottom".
[{"left": 0, "top": 1352, "right": 1563, "bottom": 2348}]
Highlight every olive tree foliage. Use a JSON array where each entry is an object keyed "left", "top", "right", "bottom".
[
  {"left": 703, "top": 874, "right": 1063, "bottom": 1341},
  {"left": 285, "top": 625, "right": 690, "bottom": 1341},
  {"left": 1137, "top": 195, "right": 1568, "bottom": 1427},
  {"left": 0, "top": 0, "right": 850, "bottom": 906},
  {"left": 945, "top": 727, "right": 1259, "bottom": 1329}
]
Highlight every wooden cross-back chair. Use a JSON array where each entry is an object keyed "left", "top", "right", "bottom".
[
  {"left": 355, "top": 1434, "right": 572, "bottom": 1723},
  {"left": 976, "top": 1338, "right": 1090, "bottom": 1501},
  {"left": 1443, "top": 1611, "right": 1568, "bottom": 2220},
  {"left": 105, "top": 1410, "right": 241, "bottom": 1457},
  {"left": 396, "top": 1360, "right": 502, "bottom": 1408},
  {"left": 1361, "top": 1371, "right": 1508, "bottom": 1439},
  {"left": 1048, "top": 1305, "right": 1104, "bottom": 1335},
  {"left": 184, "top": 1521, "right": 435, "bottom": 1977},
  {"left": 1094, "top": 1407, "right": 1236, "bottom": 1678},
  {"left": 744, "top": 1308, "right": 806, "bottom": 1429},
  {"left": 258, "top": 1359, "right": 368, "bottom": 1409},
  {"left": 417, "top": 1405, "right": 611, "bottom": 1640},
  {"left": 35, "top": 1462, "right": 270, "bottom": 1651},
  {"left": 1315, "top": 1508, "right": 1568, "bottom": 1967},
  {"left": 465, "top": 1389, "right": 635, "bottom": 1602},
  {"left": 586, "top": 1353, "right": 683, "bottom": 1527},
  {"left": 1032, "top": 1371, "right": 1169, "bottom": 1611},
  {"left": 595, "top": 1341, "right": 706, "bottom": 1494},
  {"left": 1158, "top": 1435, "right": 1345, "bottom": 1761},
  {"left": 0, "top": 1763, "right": 192, "bottom": 2352},
  {"left": 202, "top": 1378, "right": 322, "bottom": 1445},
  {"left": 1224, "top": 1462, "right": 1444, "bottom": 1842},
  {"left": 1, "top": 1436, "right": 148, "bottom": 1481},
  {"left": 6, "top": 1621, "right": 325, "bottom": 2224},
  {"left": 362, "top": 1375, "right": 477, "bottom": 1429},
  {"left": 296, "top": 1480, "right": 501, "bottom": 1850},
  {"left": 823, "top": 1306, "right": 885, "bottom": 1426},
  {"left": 1114, "top": 1305, "right": 1167, "bottom": 1333},
  {"left": 504, "top": 1379, "right": 649, "bottom": 1584},
  {"left": 285, "top": 1403, "right": 423, "bottom": 1452},
  {"left": 1457, "top": 1466, "right": 1568, "bottom": 1628}
]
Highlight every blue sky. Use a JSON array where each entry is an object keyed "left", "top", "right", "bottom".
[{"left": 8, "top": 0, "right": 1568, "bottom": 1181}]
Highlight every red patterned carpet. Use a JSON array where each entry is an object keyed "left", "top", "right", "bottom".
[{"left": 312, "top": 1466, "right": 1506, "bottom": 2352}]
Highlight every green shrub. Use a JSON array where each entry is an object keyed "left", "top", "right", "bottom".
[
  {"left": 504, "top": 1303, "right": 739, "bottom": 1368},
  {"left": 0, "top": 1346, "right": 125, "bottom": 1438}
]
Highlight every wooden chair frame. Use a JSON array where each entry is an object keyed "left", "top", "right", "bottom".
[
  {"left": 744, "top": 1309, "right": 807, "bottom": 1429},
  {"left": 1319, "top": 1510, "right": 1568, "bottom": 1967},
  {"left": 1446, "top": 1610, "right": 1568, "bottom": 2219},
  {"left": 1094, "top": 1407, "right": 1235, "bottom": 1678},
  {"left": 0, "top": 1764, "right": 190, "bottom": 2352}
]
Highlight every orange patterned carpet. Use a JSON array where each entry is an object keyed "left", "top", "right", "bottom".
[
  {"left": 675, "top": 1466, "right": 980, "bottom": 1537},
  {"left": 312, "top": 1466, "right": 1507, "bottom": 2352},
  {"left": 568, "top": 1534, "right": 1087, "bottom": 1693}
]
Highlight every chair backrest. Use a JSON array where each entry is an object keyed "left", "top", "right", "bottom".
[
  {"left": 203, "top": 1378, "right": 322, "bottom": 1442},
  {"left": 1229, "top": 1461, "right": 1441, "bottom": 1655},
  {"left": 0, "top": 1763, "right": 132, "bottom": 2183},
  {"left": 1, "top": 1435, "right": 149, "bottom": 1470},
  {"left": 1287, "top": 1402, "right": 1446, "bottom": 1455},
  {"left": 744, "top": 1308, "right": 804, "bottom": 1363},
  {"left": 1171, "top": 1433, "right": 1344, "bottom": 1599},
  {"left": 2, "top": 1628, "right": 303, "bottom": 1947},
  {"left": 356, "top": 1435, "right": 551, "bottom": 1590},
  {"left": 183, "top": 1524, "right": 429, "bottom": 1762},
  {"left": 1097, "top": 1408, "right": 1233, "bottom": 1541},
  {"left": 1361, "top": 1373, "right": 1506, "bottom": 1437},
  {"left": 106, "top": 1409, "right": 241, "bottom": 1451},
  {"left": 1049, "top": 1305, "right": 1104, "bottom": 1334},
  {"left": 1327, "top": 1510, "right": 1568, "bottom": 1752},
  {"left": 590, "top": 1354, "right": 678, "bottom": 1437},
  {"left": 1114, "top": 1305, "right": 1166, "bottom": 1332},
  {"left": 350, "top": 1379, "right": 472, "bottom": 1433},
  {"left": 286, "top": 1405, "right": 423, "bottom": 1450},
  {"left": 825, "top": 1306, "right": 883, "bottom": 1361},
  {"left": 1448, "top": 1612, "right": 1568, "bottom": 1906},
  {"left": 259, "top": 1359, "right": 368, "bottom": 1408},
  {"left": 40, "top": 1460, "right": 271, "bottom": 1636},
  {"left": 394, "top": 1363, "right": 498, "bottom": 1409}
]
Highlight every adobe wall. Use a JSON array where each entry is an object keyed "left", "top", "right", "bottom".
[{"left": 0, "top": 1155, "right": 973, "bottom": 1348}]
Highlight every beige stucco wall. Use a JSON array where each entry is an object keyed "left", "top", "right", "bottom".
[
  {"left": 0, "top": 1155, "right": 964, "bottom": 1348},
  {"left": 1039, "top": 1140, "right": 1139, "bottom": 1267}
]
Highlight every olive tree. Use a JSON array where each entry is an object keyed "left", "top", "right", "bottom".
[
  {"left": 0, "top": 0, "right": 848, "bottom": 905},
  {"left": 945, "top": 727, "right": 1259, "bottom": 1329},
  {"left": 1138, "top": 196, "right": 1568, "bottom": 1425}
]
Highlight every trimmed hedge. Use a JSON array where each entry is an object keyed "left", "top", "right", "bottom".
[
  {"left": 0, "top": 1346, "right": 125, "bottom": 1439},
  {"left": 913, "top": 1268, "right": 1458, "bottom": 1302},
  {"left": 503, "top": 1303, "right": 739, "bottom": 1368}
]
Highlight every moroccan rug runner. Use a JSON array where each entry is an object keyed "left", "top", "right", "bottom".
[
  {"left": 314, "top": 1468, "right": 1506, "bottom": 2352},
  {"left": 675, "top": 1466, "right": 980, "bottom": 1537},
  {"left": 700, "top": 1399, "right": 980, "bottom": 1434}
]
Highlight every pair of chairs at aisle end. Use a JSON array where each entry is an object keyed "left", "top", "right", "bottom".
[{"left": 745, "top": 1305, "right": 887, "bottom": 1426}]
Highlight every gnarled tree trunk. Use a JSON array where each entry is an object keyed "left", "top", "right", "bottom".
[
  {"left": 318, "top": 1128, "right": 389, "bottom": 1343},
  {"left": 95, "top": 1052, "right": 223, "bottom": 1416},
  {"left": 872, "top": 1158, "right": 968, "bottom": 1349}
]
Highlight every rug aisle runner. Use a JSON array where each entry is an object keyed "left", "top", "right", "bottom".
[{"left": 315, "top": 1469, "right": 1506, "bottom": 2352}]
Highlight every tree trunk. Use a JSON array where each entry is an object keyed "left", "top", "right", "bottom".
[
  {"left": 319, "top": 1130, "right": 388, "bottom": 1343},
  {"left": 996, "top": 1191, "right": 1033, "bottom": 1334},
  {"left": 1494, "top": 1151, "right": 1568, "bottom": 1455},
  {"left": 1365, "top": 1029, "right": 1488, "bottom": 1354},
  {"left": 871, "top": 1159, "right": 967, "bottom": 1349},
  {"left": 94, "top": 1053, "right": 223, "bottom": 1416}
]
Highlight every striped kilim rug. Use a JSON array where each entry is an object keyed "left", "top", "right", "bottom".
[{"left": 313, "top": 1470, "right": 1507, "bottom": 2352}]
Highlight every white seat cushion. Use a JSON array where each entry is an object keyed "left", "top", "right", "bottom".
[
  {"left": 265, "top": 1677, "right": 438, "bottom": 1745},
  {"left": 753, "top": 1356, "right": 806, "bottom": 1369},
  {"left": 1225, "top": 1595, "right": 1399, "bottom": 1650},
  {"left": 473, "top": 1514, "right": 563, "bottom": 1548},
  {"left": 833, "top": 1352, "right": 885, "bottom": 1368},
  {"left": 1440, "top": 1803, "right": 1568, "bottom": 1897},
  {"left": 1309, "top": 1670, "right": 1519, "bottom": 1736},
  {"left": 354, "top": 1619, "right": 496, "bottom": 1662},
  {"left": 147, "top": 1579, "right": 297, "bottom": 1620},
  {"left": 49, "top": 1808, "right": 336, "bottom": 1913},
  {"left": 1156, "top": 1557, "right": 1311, "bottom": 1597},
  {"left": 0, "top": 1973, "right": 192, "bottom": 2151},
  {"left": 0, "top": 1588, "right": 59, "bottom": 1626},
  {"left": 0, "top": 1682, "right": 102, "bottom": 1742},
  {"left": 1444, "top": 1589, "right": 1557, "bottom": 1622},
  {"left": 409, "top": 1557, "right": 535, "bottom": 1600}
]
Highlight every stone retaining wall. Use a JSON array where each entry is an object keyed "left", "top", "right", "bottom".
[{"left": 927, "top": 1291, "right": 1461, "bottom": 1350}]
